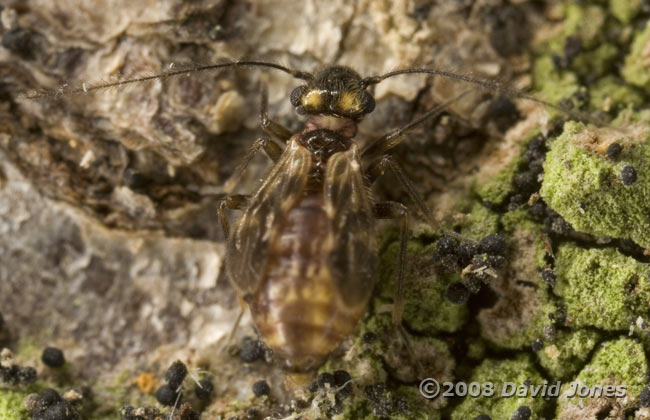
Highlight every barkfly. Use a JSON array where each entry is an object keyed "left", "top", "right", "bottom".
[{"left": 23, "top": 60, "right": 584, "bottom": 374}]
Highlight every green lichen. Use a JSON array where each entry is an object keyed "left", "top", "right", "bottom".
[
  {"left": 455, "top": 202, "right": 500, "bottom": 241},
  {"left": 0, "top": 388, "right": 30, "bottom": 420},
  {"left": 334, "top": 384, "right": 439, "bottom": 420},
  {"left": 466, "top": 339, "right": 486, "bottom": 361},
  {"left": 556, "top": 338, "right": 647, "bottom": 417},
  {"left": 532, "top": 55, "right": 581, "bottom": 105},
  {"left": 610, "top": 0, "right": 643, "bottom": 23},
  {"left": 377, "top": 240, "right": 468, "bottom": 334},
  {"left": 474, "top": 160, "right": 520, "bottom": 206},
  {"left": 589, "top": 76, "right": 645, "bottom": 112},
  {"left": 536, "top": 329, "right": 601, "bottom": 380},
  {"left": 554, "top": 243, "right": 650, "bottom": 330},
  {"left": 563, "top": 4, "right": 607, "bottom": 49},
  {"left": 541, "top": 121, "right": 650, "bottom": 249},
  {"left": 473, "top": 132, "right": 541, "bottom": 206},
  {"left": 571, "top": 43, "right": 618, "bottom": 78},
  {"left": 332, "top": 313, "right": 391, "bottom": 386},
  {"left": 450, "top": 355, "right": 547, "bottom": 420},
  {"left": 622, "top": 21, "right": 650, "bottom": 89}
]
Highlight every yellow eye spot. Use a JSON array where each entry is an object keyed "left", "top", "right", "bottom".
[
  {"left": 338, "top": 91, "right": 360, "bottom": 112},
  {"left": 302, "top": 90, "right": 322, "bottom": 109}
]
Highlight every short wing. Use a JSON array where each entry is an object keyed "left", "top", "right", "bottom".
[
  {"left": 324, "top": 143, "right": 378, "bottom": 309},
  {"left": 226, "top": 138, "right": 312, "bottom": 296}
]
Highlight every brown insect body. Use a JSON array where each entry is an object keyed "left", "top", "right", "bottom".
[{"left": 226, "top": 66, "right": 379, "bottom": 371}]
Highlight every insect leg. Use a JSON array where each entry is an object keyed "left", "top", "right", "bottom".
[
  {"left": 223, "top": 137, "right": 284, "bottom": 194},
  {"left": 217, "top": 194, "right": 249, "bottom": 239},
  {"left": 373, "top": 201, "right": 426, "bottom": 376},
  {"left": 222, "top": 307, "right": 245, "bottom": 350},
  {"left": 367, "top": 155, "right": 467, "bottom": 243},
  {"left": 373, "top": 201, "right": 408, "bottom": 326},
  {"left": 259, "top": 85, "right": 293, "bottom": 142}
]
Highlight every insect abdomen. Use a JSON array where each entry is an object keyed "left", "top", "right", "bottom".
[{"left": 249, "top": 193, "right": 366, "bottom": 372}]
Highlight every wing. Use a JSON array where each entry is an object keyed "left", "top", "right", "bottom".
[
  {"left": 324, "top": 143, "right": 378, "bottom": 309},
  {"left": 226, "top": 138, "right": 312, "bottom": 296}
]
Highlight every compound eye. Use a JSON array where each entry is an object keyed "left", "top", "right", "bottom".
[
  {"left": 290, "top": 86, "right": 307, "bottom": 107},
  {"left": 361, "top": 92, "right": 375, "bottom": 114}
]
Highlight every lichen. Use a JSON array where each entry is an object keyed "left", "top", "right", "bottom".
[
  {"left": 536, "top": 329, "right": 601, "bottom": 380},
  {"left": 377, "top": 240, "right": 468, "bottom": 334},
  {"left": 610, "top": 0, "right": 643, "bottom": 23},
  {"left": 541, "top": 121, "right": 650, "bottom": 249},
  {"left": 0, "top": 388, "right": 30, "bottom": 420},
  {"left": 450, "top": 355, "right": 547, "bottom": 420},
  {"left": 473, "top": 131, "right": 543, "bottom": 206},
  {"left": 553, "top": 244, "right": 650, "bottom": 330},
  {"left": 454, "top": 201, "right": 500, "bottom": 241},
  {"left": 622, "top": 21, "right": 650, "bottom": 89},
  {"left": 474, "top": 159, "right": 521, "bottom": 206},
  {"left": 589, "top": 76, "right": 645, "bottom": 113},
  {"left": 556, "top": 338, "right": 647, "bottom": 419}
]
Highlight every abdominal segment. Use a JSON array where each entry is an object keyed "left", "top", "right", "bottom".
[{"left": 248, "top": 193, "right": 366, "bottom": 372}]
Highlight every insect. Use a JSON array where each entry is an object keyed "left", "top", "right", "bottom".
[
  {"left": 207, "top": 61, "right": 572, "bottom": 372},
  {"left": 22, "top": 60, "right": 581, "bottom": 374}
]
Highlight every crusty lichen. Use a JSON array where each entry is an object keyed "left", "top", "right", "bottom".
[
  {"left": 378, "top": 240, "right": 468, "bottom": 334},
  {"left": 536, "top": 329, "right": 601, "bottom": 380},
  {"left": 0, "top": 389, "right": 30, "bottom": 420},
  {"left": 450, "top": 355, "right": 547, "bottom": 420},
  {"left": 622, "top": 21, "right": 650, "bottom": 89},
  {"left": 540, "top": 121, "right": 650, "bottom": 249},
  {"left": 556, "top": 338, "right": 648, "bottom": 419},
  {"left": 553, "top": 243, "right": 650, "bottom": 331}
]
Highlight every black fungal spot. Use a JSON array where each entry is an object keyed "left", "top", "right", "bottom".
[
  {"left": 511, "top": 405, "right": 532, "bottom": 420},
  {"left": 239, "top": 337, "right": 265, "bottom": 363},
  {"left": 194, "top": 379, "right": 213, "bottom": 401},
  {"left": 541, "top": 268, "right": 557, "bottom": 286},
  {"left": 252, "top": 380, "right": 270, "bottom": 397},
  {"left": 41, "top": 347, "right": 65, "bottom": 368},
  {"left": 155, "top": 385, "right": 178, "bottom": 406},
  {"left": 446, "top": 282, "right": 470, "bottom": 304},
  {"left": 606, "top": 142, "right": 622, "bottom": 160},
  {"left": 621, "top": 165, "right": 637, "bottom": 185},
  {"left": 164, "top": 360, "right": 187, "bottom": 389}
]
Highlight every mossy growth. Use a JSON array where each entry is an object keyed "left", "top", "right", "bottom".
[
  {"left": 589, "top": 76, "right": 645, "bottom": 113},
  {"left": 554, "top": 243, "right": 650, "bottom": 330},
  {"left": 452, "top": 201, "right": 500, "bottom": 241},
  {"left": 563, "top": 3, "right": 607, "bottom": 50},
  {"left": 557, "top": 338, "right": 647, "bottom": 416},
  {"left": 610, "top": 0, "right": 643, "bottom": 23},
  {"left": 323, "top": 312, "right": 391, "bottom": 387},
  {"left": 334, "top": 383, "right": 439, "bottom": 420},
  {"left": 473, "top": 131, "right": 542, "bottom": 206},
  {"left": 536, "top": 329, "right": 601, "bottom": 380},
  {"left": 474, "top": 158, "right": 521, "bottom": 206},
  {"left": 531, "top": 55, "right": 581, "bottom": 116},
  {"left": 377, "top": 239, "right": 468, "bottom": 334},
  {"left": 622, "top": 21, "right": 650, "bottom": 89},
  {"left": 0, "top": 388, "right": 31, "bottom": 420},
  {"left": 541, "top": 121, "right": 650, "bottom": 249},
  {"left": 450, "top": 354, "right": 547, "bottom": 420}
]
